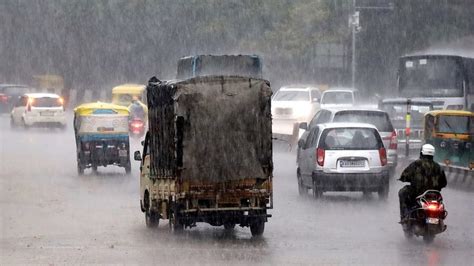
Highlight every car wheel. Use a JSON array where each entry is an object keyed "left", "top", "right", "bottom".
[
  {"left": 250, "top": 219, "right": 265, "bottom": 237},
  {"left": 22, "top": 118, "right": 29, "bottom": 129},
  {"left": 312, "top": 180, "right": 323, "bottom": 199},
  {"left": 378, "top": 184, "right": 389, "bottom": 200},
  {"left": 297, "top": 173, "right": 307, "bottom": 196},
  {"left": 10, "top": 117, "right": 17, "bottom": 129}
]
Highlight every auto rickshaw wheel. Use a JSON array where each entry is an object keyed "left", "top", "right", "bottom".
[{"left": 125, "top": 161, "right": 131, "bottom": 174}]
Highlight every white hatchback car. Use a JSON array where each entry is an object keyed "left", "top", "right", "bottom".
[
  {"left": 10, "top": 93, "right": 67, "bottom": 129},
  {"left": 319, "top": 88, "right": 359, "bottom": 109},
  {"left": 297, "top": 122, "right": 389, "bottom": 199}
]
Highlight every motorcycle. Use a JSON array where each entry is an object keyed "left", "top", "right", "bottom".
[
  {"left": 401, "top": 190, "right": 448, "bottom": 243},
  {"left": 129, "top": 118, "right": 145, "bottom": 139}
]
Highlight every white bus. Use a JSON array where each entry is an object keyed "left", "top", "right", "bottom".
[{"left": 397, "top": 52, "right": 474, "bottom": 111}]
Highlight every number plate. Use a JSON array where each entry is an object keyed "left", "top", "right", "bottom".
[
  {"left": 119, "top": 150, "right": 128, "bottom": 157},
  {"left": 41, "top": 111, "right": 54, "bottom": 116},
  {"left": 426, "top": 218, "right": 439, "bottom": 224},
  {"left": 339, "top": 160, "right": 365, "bottom": 167}
]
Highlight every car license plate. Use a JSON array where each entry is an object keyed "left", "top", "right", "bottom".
[
  {"left": 119, "top": 150, "right": 128, "bottom": 157},
  {"left": 41, "top": 111, "right": 54, "bottom": 116},
  {"left": 426, "top": 218, "right": 439, "bottom": 224},
  {"left": 340, "top": 160, "right": 364, "bottom": 167}
]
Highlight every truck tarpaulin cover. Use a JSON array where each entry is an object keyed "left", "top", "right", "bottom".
[{"left": 147, "top": 76, "right": 273, "bottom": 181}]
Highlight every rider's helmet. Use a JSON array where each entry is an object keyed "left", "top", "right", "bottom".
[{"left": 421, "top": 144, "right": 435, "bottom": 157}]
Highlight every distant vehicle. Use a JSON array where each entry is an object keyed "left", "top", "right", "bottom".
[
  {"left": 10, "top": 93, "right": 66, "bottom": 129},
  {"left": 299, "top": 108, "right": 398, "bottom": 176},
  {"left": 0, "top": 84, "right": 32, "bottom": 113},
  {"left": 112, "top": 84, "right": 147, "bottom": 107},
  {"left": 423, "top": 110, "right": 473, "bottom": 170},
  {"left": 135, "top": 75, "right": 273, "bottom": 236},
  {"left": 397, "top": 53, "right": 474, "bottom": 110},
  {"left": 272, "top": 86, "right": 321, "bottom": 143},
  {"left": 319, "top": 88, "right": 359, "bottom": 109},
  {"left": 379, "top": 98, "right": 434, "bottom": 156},
  {"left": 296, "top": 123, "right": 389, "bottom": 199},
  {"left": 176, "top": 54, "right": 263, "bottom": 80},
  {"left": 400, "top": 190, "right": 448, "bottom": 243},
  {"left": 73, "top": 102, "right": 131, "bottom": 175}
]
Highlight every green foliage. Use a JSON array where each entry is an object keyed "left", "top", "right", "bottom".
[{"left": 0, "top": 0, "right": 472, "bottom": 92}]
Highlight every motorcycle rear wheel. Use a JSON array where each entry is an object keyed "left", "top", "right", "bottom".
[{"left": 423, "top": 234, "right": 435, "bottom": 244}]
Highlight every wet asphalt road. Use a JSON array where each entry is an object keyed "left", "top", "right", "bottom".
[{"left": 1, "top": 114, "right": 473, "bottom": 265}]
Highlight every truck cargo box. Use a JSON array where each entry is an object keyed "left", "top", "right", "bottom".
[{"left": 147, "top": 75, "right": 273, "bottom": 182}]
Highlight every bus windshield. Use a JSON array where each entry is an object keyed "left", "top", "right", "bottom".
[
  {"left": 436, "top": 115, "right": 473, "bottom": 134},
  {"left": 399, "top": 57, "right": 463, "bottom": 97}
]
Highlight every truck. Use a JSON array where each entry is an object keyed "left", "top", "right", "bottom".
[{"left": 134, "top": 75, "right": 273, "bottom": 236}]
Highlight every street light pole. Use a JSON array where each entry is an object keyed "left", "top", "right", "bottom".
[{"left": 351, "top": 0, "right": 358, "bottom": 88}]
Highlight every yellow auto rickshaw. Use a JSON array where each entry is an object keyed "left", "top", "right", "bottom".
[
  {"left": 424, "top": 110, "right": 473, "bottom": 169},
  {"left": 112, "top": 83, "right": 146, "bottom": 106},
  {"left": 73, "top": 102, "right": 131, "bottom": 175}
]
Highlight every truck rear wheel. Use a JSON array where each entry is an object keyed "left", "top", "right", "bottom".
[
  {"left": 145, "top": 211, "right": 159, "bottom": 228},
  {"left": 250, "top": 219, "right": 265, "bottom": 236}
]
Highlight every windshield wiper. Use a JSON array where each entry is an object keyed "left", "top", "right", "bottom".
[{"left": 443, "top": 120, "right": 457, "bottom": 136}]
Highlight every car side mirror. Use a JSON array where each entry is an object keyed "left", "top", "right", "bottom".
[
  {"left": 134, "top": 150, "right": 142, "bottom": 161},
  {"left": 298, "top": 139, "right": 305, "bottom": 148},
  {"left": 141, "top": 140, "right": 145, "bottom": 146},
  {"left": 299, "top": 122, "right": 308, "bottom": 130}
]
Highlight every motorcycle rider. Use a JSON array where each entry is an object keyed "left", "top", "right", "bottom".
[
  {"left": 128, "top": 96, "right": 146, "bottom": 121},
  {"left": 398, "top": 144, "right": 447, "bottom": 221}
]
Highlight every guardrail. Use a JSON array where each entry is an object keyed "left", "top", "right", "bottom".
[{"left": 442, "top": 165, "right": 474, "bottom": 190}]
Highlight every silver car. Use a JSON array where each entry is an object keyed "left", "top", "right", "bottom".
[
  {"left": 297, "top": 123, "right": 390, "bottom": 199},
  {"left": 299, "top": 108, "right": 398, "bottom": 176}
]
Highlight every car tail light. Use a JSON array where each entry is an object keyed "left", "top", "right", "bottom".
[
  {"left": 379, "top": 147, "right": 387, "bottom": 166},
  {"left": 389, "top": 131, "right": 397, "bottom": 149},
  {"left": 27, "top": 98, "right": 34, "bottom": 112},
  {"left": 0, "top": 95, "right": 7, "bottom": 102},
  {"left": 316, "top": 148, "right": 325, "bottom": 166}
]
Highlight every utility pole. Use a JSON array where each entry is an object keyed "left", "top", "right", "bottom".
[
  {"left": 349, "top": 1, "right": 394, "bottom": 88},
  {"left": 350, "top": 0, "right": 360, "bottom": 88}
]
